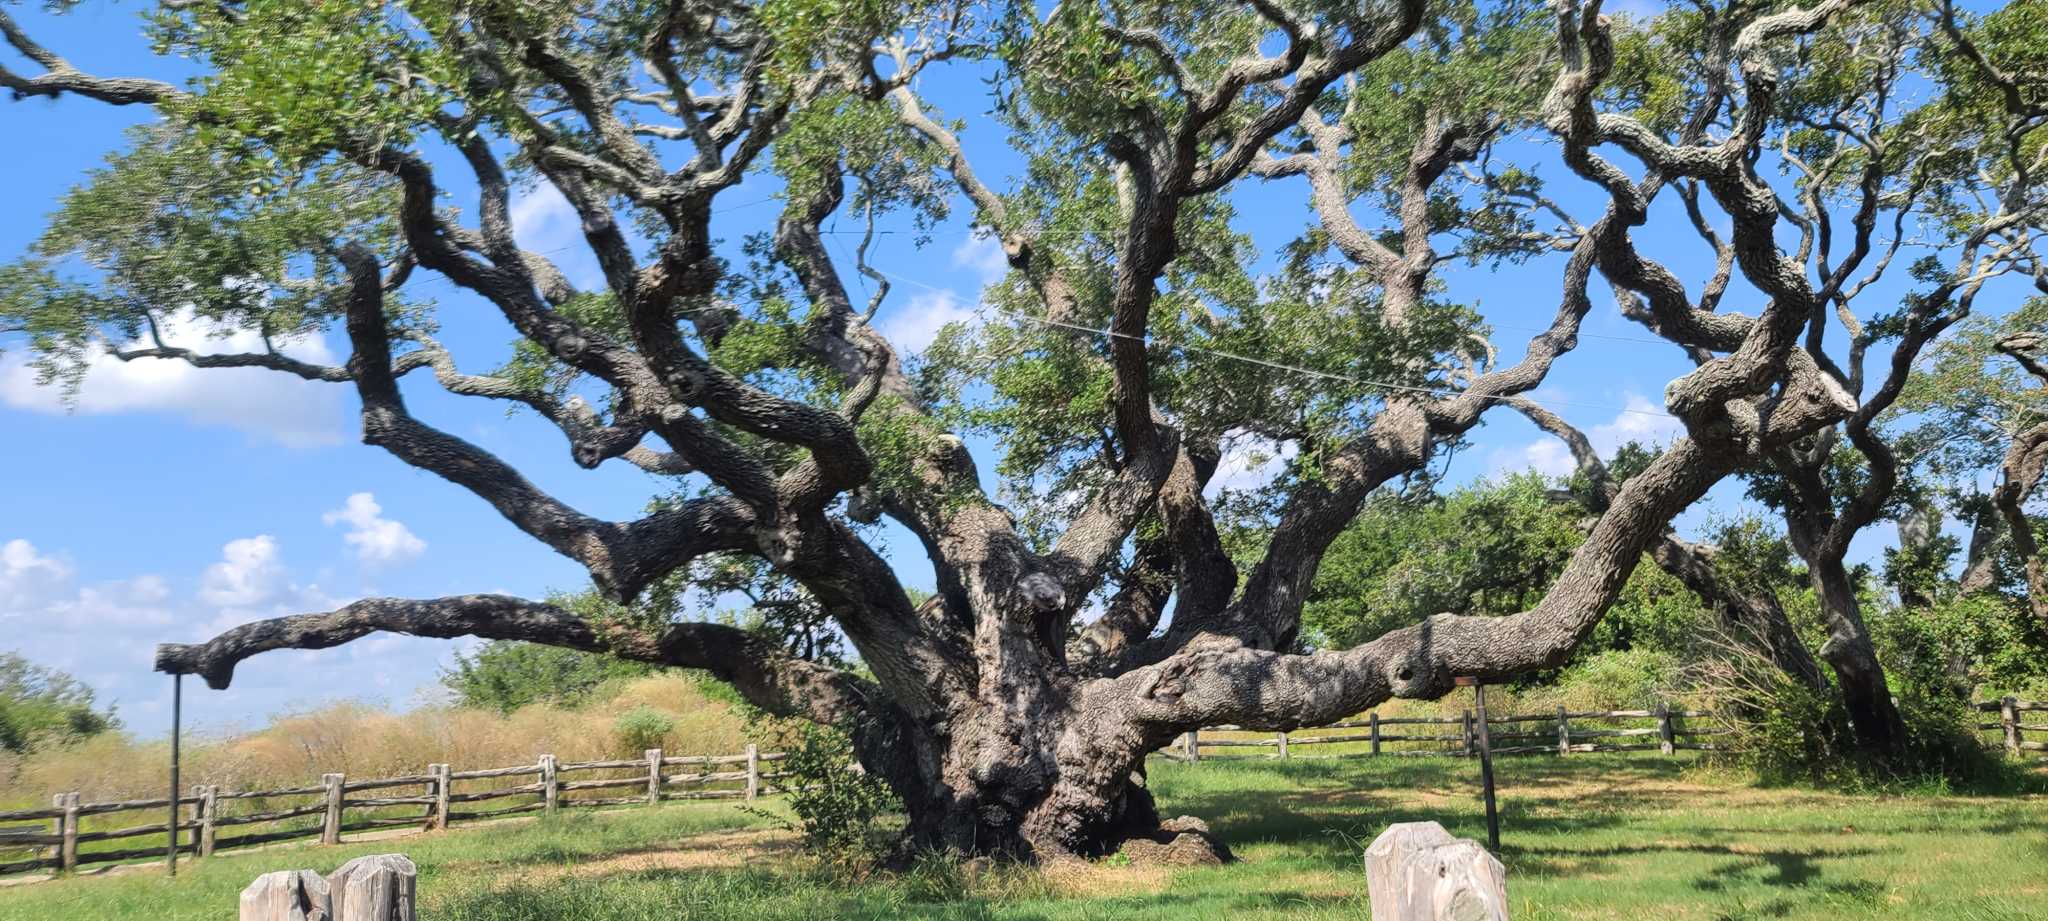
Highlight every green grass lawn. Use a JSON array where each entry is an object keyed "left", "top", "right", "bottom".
[{"left": 3, "top": 753, "right": 2043, "bottom": 920}]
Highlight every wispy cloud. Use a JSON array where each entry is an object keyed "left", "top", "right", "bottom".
[{"left": 323, "top": 493, "right": 426, "bottom": 567}]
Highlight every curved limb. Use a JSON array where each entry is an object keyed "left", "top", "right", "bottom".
[{"left": 153, "top": 595, "right": 875, "bottom": 726}]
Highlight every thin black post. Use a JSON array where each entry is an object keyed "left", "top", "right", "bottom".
[
  {"left": 168, "top": 672, "right": 182, "bottom": 877},
  {"left": 1457, "top": 676, "right": 1500, "bottom": 853}
]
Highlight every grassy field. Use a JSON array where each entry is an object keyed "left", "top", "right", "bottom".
[{"left": 3, "top": 753, "right": 2043, "bottom": 920}]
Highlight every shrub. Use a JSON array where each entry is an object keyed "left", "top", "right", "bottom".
[
  {"left": 442, "top": 641, "right": 658, "bottom": 714},
  {"left": 746, "top": 718, "right": 900, "bottom": 874},
  {"left": 1552, "top": 648, "right": 1683, "bottom": 711},
  {"left": 612, "top": 705, "right": 676, "bottom": 754},
  {"left": 1691, "top": 629, "right": 2018, "bottom": 791}
]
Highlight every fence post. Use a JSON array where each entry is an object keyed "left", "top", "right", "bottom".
[
  {"left": 745, "top": 744, "right": 761, "bottom": 800},
  {"left": 196, "top": 784, "right": 217, "bottom": 858},
  {"left": 539, "top": 754, "right": 558, "bottom": 816},
  {"left": 424, "top": 764, "right": 450, "bottom": 831},
  {"left": 1556, "top": 705, "right": 1570, "bottom": 756},
  {"left": 1184, "top": 730, "right": 1200, "bottom": 763},
  {"left": 60, "top": 792, "right": 79, "bottom": 874},
  {"left": 2003, "top": 696, "right": 2023, "bottom": 754},
  {"left": 1657, "top": 701, "right": 1676, "bottom": 755},
  {"left": 1462, "top": 709, "right": 1475, "bottom": 757},
  {"left": 1369, "top": 713, "right": 1381, "bottom": 755},
  {"left": 645, "top": 749, "right": 663, "bottom": 806},
  {"left": 1276, "top": 731, "right": 1289, "bottom": 760},
  {"left": 321, "top": 773, "right": 345, "bottom": 845}
]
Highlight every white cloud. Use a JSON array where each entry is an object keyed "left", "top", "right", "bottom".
[
  {"left": 0, "top": 309, "right": 346, "bottom": 446},
  {"left": 881, "top": 288, "right": 978, "bottom": 355},
  {"left": 1206, "top": 431, "right": 1300, "bottom": 497},
  {"left": 0, "top": 539, "right": 74, "bottom": 610},
  {"left": 952, "top": 233, "right": 1009, "bottom": 284},
  {"left": 510, "top": 184, "right": 602, "bottom": 288},
  {"left": 199, "top": 535, "right": 290, "bottom": 607},
  {"left": 322, "top": 492, "right": 426, "bottom": 567},
  {"left": 1593, "top": 392, "right": 1687, "bottom": 448},
  {"left": 1488, "top": 392, "right": 1685, "bottom": 477},
  {"left": 49, "top": 577, "right": 176, "bottom": 629}
]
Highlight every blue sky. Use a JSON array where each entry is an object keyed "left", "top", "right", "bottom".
[{"left": 1, "top": 1, "right": 2014, "bottom": 738}]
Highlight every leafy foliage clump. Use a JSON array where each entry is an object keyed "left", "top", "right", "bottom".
[
  {"left": 443, "top": 641, "right": 661, "bottom": 715},
  {"left": 746, "top": 717, "right": 901, "bottom": 874},
  {"left": 0, "top": 653, "right": 117, "bottom": 755},
  {"left": 613, "top": 705, "right": 678, "bottom": 754}
]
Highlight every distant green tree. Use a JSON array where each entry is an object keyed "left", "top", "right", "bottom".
[
  {"left": 0, "top": 652, "right": 117, "bottom": 753},
  {"left": 442, "top": 641, "right": 657, "bottom": 715}
]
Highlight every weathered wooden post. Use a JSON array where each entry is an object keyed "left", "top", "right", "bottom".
[
  {"left": 1365, "top": 822, "right": 1509, "bottom": 921},
  {"left": 539, "top": 754, "right": 559, "bottom": 816},
  {"left": 2003, "top": 696, "right": 2023, "bottom": 755},
  {"left": 1555, "top": 705, "right": 1570, "bottom": 756},
  {"left": 1370, "top": 713, "right": 1382, "bottom": 755},
  {"left": 744, "top": 744, "right": 761, "bottom": 801},
  {"left": 1460, "top": 677, "right": 1500, "bottom": 853},
  {"left": 1461, "top": 709, "right": 1475, "bottom": 758},
  {"left": 427, "top": 764, "right": 450, "bottom": 831},
  {"left": 1276, "top": 731, "right": 1289, "bottom": 759},
  {"left": 645, "top": 749, "right": 663, "bottom": 806},
  {"left": 240, "top": 869, "right": 332, "bottom": 921},
  {"left": 1656, "top": 701, "right": 1676, "bottom": 756},
  {"left": 197, "top": 784, "right": 219, "bottom": 858},
  {"left": 320, "top": 773, "right": 345, "bottom": 845},
  {"left": 59, "top": 792, "right": 79, "bottom": 874},
  {"left": 329, "top": 853, "right": 417, "bottom": 921},
  {"left": 1184, "top": 730, "right": 1200, "bottom": 763}
]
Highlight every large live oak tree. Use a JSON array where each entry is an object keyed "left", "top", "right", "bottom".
[{"left": 3, "top": 0, "right": 2037, "bottom": 858}]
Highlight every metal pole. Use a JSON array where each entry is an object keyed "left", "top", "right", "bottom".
[
  {"left": 168, "top": 672, "right": 182, "bottom": 877},
  {"left": 1473, "top": 681, "right": 1499, "bottom": 853}
]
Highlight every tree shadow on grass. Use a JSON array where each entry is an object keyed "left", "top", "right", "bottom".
[
  {"left": 1505, "top": 839, "right": 1888, "bottom": 886},
  {"left": 1153, "top": 759, "right": 1639, "bottom": 874}
]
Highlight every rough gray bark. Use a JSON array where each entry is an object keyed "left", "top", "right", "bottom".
[
  {"left": 1991, "top": 334, "right": 2048, "bottom": 626},
  {"left": 1505, "top": 397, "right": 1827, "bottom": 693}
]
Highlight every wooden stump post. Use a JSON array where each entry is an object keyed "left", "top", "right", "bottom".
[
  {"left": 745, "top": 744, "right": 761, "bottom": 801},
  {"left": 427, "top": 764, "right": 450, "bottom": 831},
  {"left": 328, "top": 853, "right": 417, "bottom": 921},
  {"left": 645, "top": 749, "right": 663, "bottom": 806},
  {"left": 59, "top": 792, "right": 79, "bottom": 874},
  {"left": 1461, "top": 709, "right": 1475, "bottom": 757},
  {"left": 1555, "top": 706, "right": 1570, "bottom": 756},
  {"left": 320, "top": 773, "right": 345, "bottom": 845},
  {"left": 1370, "top": 713, "right": 1382, "bottom": 755},
  {"left": 539, "top": 754, "right": 558, "bottom": 816},
  {"left": 1276, "top": 731, "right": 1289, "bottom": 760},
  {"left": 1657, "top": 701, "right": 1676, "bottom": 755},
  {"left": 198, "top": 784, "right": 219, "bottom": 858},
  {"left": 1364, "top": 821, "right": 1509, "bottom": 921},
  {"left": 1184, "top": 730, "right": 1200, "bottom": 763},
  {"left": 2003, "top": 696, "right": 2023, "bottom": 754},
  {"left": 240, "top": 869, "right": 332, "bottom": 921}
]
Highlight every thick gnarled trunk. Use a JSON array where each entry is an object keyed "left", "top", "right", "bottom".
[
  {"left": 867, "top": 697, "right": 1190, "bottom": 861},
  {"left": 1807, "top": 560, "right": 1908, "bottom": 758}
]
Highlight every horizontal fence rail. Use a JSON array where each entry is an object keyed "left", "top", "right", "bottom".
[
  {"left": 0, "top": 744, "right": 788, "bottom": 880},
  {"left": 1151, "top": 703, "right": 1726, "bottom": 764},
  {"left": 1978, "top": 696, "right": 2048, "bottom": 755}
]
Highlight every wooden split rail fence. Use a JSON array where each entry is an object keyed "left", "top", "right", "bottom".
[
  {"left": 0, "top": 745, "right": 786, "bottom": 879},
  {"left": 1157, "top": 704, "right": 1724, "bottom": 762},
  {"left": 1979, "top": 697, "right": 2048, "bottom": 756}
]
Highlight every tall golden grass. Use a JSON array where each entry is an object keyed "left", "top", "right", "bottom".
[{"left": 0, "top": 674, "right": 749, "bottom": 808}]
